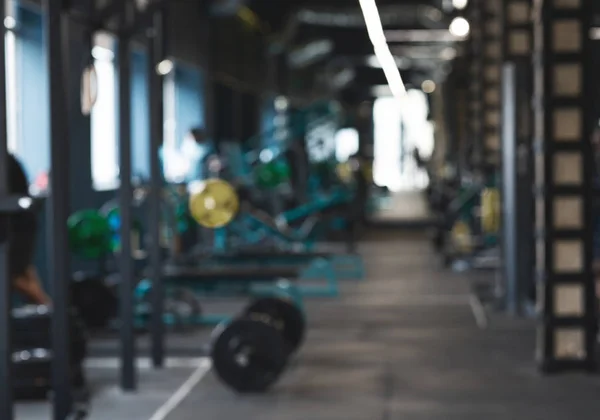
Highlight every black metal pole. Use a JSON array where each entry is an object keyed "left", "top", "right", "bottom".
[
  {"left": 0, "top": 0, "right": 13, "bottom": 416},
  {"left": 148, "top": 8, "right": 165, "bottom": 369},
  {"left": 118, "top": 8, "right": 136, "bottom": 391},
  {"left": 44, "top": 0, "right": 73, "bottom": 418}
]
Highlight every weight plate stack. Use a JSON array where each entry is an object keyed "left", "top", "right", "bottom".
[
  {"left": 70, "top": 275, "right": 118, "bottom": 329},
  {"left": 13, "top": 349, "right": 52, "bottom": 399},
  {"left": 211, "top": 317, "right": 288, "bottom": 393},
  {"left": 244, "top": 297, "right": 306, "bottom": 354},
  {"left": 12, "top": 305, "right": 88, "bottom": 364},
  {"left": 12, "top": 305, "right": 88, "bottom": 399}
]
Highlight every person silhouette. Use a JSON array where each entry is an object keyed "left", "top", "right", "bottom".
[{"left": 0, "top": 154, "right": 50, "bottom": 304}]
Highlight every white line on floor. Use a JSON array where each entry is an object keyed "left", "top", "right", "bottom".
[
  {"left": 84, "top": 357, "right": 210, "bottom": 370},
  {"left": 469, "top": 294, "right": 488, "bottom": 329},
  {"left": 147, "top": 360, "right": 212, "bottom": 420}
]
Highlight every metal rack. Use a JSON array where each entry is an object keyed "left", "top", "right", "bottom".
[
  {"left": 532, "top": 0, "right": 596, "bottom": 372},
  {"left": 0, "top": 0, "right": 170, "bottom": 418}
]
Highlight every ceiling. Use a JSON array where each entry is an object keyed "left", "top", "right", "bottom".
[{"left": 246, "top": 0, "right": 464, "bottom": 96}]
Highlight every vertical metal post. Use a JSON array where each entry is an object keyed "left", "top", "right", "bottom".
[
  {"left": 501, "top": 0, "right": 534, "bottom": 315},
  {"left": 0, "top": 0, "right": 13, "bottom": 417},
  {"left": 501, "top": 63, "right": 518, "bottom": 314},
  {"left": 148, "top": 8, "right": 165, "bottom": 369},
  {"left": 118, "top": 6, "right": 136, "bottom": 390},
  {"left": 44, "top": 0, "right": 73, "bottom": 417}
]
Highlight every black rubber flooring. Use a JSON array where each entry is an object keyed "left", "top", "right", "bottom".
[{"left": 165, "top": 234, "right": 600, "bottom": 420}]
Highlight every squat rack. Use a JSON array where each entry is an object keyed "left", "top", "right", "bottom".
[{"left": 0, "top": 0, "right": 169, "bottom": 418}]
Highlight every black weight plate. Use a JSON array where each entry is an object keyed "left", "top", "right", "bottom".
[
  {"left": 211, "top": 317, "right": 288, "bottom": 393},
  {"left": 71, "top": 276, "right": 118, "bottom": 329},
  {"left": 13, "top": 353, "right": 52, "bottom": 400},
  {"left": 12, "top": 305, "right": 52, "bottom": 349},
  {"left": 12, "top": 305, "right": 88, "bottom": 365},
  {"left": 244, "top": 297, "right": 306, "bottom": 353}
]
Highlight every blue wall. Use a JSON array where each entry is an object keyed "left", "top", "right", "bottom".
[
  {"left": 131, "top": 50, "right": 150, "bottom": 179},
  {"left": 13, "top": 6, "right": 208, "bottom": 283},
  {"left": 17, "top": 8, "right": 50, "bottom": 182},
  {"left": 174, "top": 63, "right": 203, "bottom": 147}
]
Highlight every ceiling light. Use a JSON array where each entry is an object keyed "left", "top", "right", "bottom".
[
  {"left": 366, "top": 55, "right": 410, "bottom": 69},
  {"left": 449, "top": 17, "right": 470, "bottom": 38},
  {"left": 4, "top": 16, "right": 16, "bottom": 30},
  {"left": 156, "top": 59, "right": 174, "bottom": 76},
  {"left": 359, "top": 0, "right": 407, "bottom": 100},
  {"left": 439, "top": 47, "right": 457, "bottom": 60},
  {"left": 421, "top": 80, "right": 436, "bottom": 94},
  {"left": 274, "top": 96, "right": 289, "bottom": 112},
  {"left": 452, "top": 0, "right": 468, "bottom": 10},
  {"left": 385, "top": 29, "right": 468, "bottom": 42}
]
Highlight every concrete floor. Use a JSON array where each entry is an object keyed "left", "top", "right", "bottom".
[
  {"left": 22, "top": 232, "right": 600, "bottom": 419},
  {"left": 15, "top": 358, "right": 209, "bottom": 420},
  {"left": 369, "top": 191, "right": 433, "bottom": 223},
  {"left": 162, "top": 235, "right": 600, "bottom": 420}
]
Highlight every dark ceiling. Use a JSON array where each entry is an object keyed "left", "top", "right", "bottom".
[{"left": 246, "top": 0, "right": 464, "bottom": 94}]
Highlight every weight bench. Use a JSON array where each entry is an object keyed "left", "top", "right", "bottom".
[
  {"left": 162, "top": 258, "right": 340, "bottom": 298},
  {"left": 161, "top": 264, "right": 300, "bottom": 280},
  {"left": 197, "top": 249, "right": 365, "bottom": 281},
  {"left": 138, "top": 264, "right": 306, "bottom": 326}
]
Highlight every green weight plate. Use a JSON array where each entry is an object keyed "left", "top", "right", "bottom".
[
  {"left": 67, "top": 210, "right": 111, "bottom": 259},
  {"left": 255, "top": 161, "right": 289, "bottom": 188}
]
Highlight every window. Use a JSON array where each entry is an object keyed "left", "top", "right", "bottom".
[
  {"left": 14, "top": 6, "right": 50, "bottom": 188},
  {"left": 373, "top": 97, "right": 402, "bottom": 190},
  {"left": 6, "top": 30, "right": 18, "bottom": 154},
  {"left": 373, "top": 91, "right": 432, "bottom": 191},
  {"left": 90, "top": 36, "right": 119, "bottom": 190},
  {"left": 335, "top": 128, "right": 359, "bottom": 162},
  {"left": 161, "top": 62, "right": 205, "bottom": 183}
]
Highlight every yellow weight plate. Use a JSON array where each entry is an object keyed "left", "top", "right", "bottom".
[
  {"left": 451, "top": 221, "right": 473, "bottom": 254},
  {"left": 361, "top": 162, "right": 373, "bottom": 183},
  {"left": 336, "top": 162, "right": 353, "bottom": 184},
  {"left": 481, "top": 187, "right": 500, "bottom": 234},
  {"left": 188, "top": 179, "right": 239, "bottom": 228}
]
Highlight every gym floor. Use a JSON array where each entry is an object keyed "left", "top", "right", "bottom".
[
  {"left": 369, "top": 191, "right": 433, "bottom": 223},
  {"left": 19, "top": 232, "right": 600, "bottom": 419}
]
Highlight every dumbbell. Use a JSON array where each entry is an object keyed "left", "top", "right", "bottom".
[
  {"left": 12, "top": 305, "right": 88, "bottom": 399},
  {"left": 210, "top": 297, "right": 306, "bottom": 393}
]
